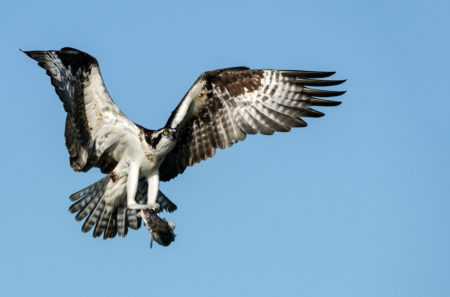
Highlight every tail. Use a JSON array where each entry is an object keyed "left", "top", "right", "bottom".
[{"left": 69, "top": 177, "right": 177, "bottom": 239}]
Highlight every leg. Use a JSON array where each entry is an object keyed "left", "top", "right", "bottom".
[
  {"left": 146, "top": 173, "right": 161, "bottom": 211},
  {"left": 127, "top": 162, "right": 144, "bottom": 209}
]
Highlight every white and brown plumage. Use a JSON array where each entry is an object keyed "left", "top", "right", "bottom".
[{"left": 24, "top": 47, "right": 345, "bottom": 241}]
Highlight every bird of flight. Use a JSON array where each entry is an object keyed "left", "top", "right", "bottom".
[{"left": 24, "top": 47, "right": 345, "bottom": 245}]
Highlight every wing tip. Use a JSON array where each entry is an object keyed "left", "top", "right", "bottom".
[
  {"left": 21, "top": 48, "right": 36, "bottom": 59},
  {"left": 303, "top": 88, "right": 346, "bottom": 97},
  {"left": 22, "top": 47, "right": 98, "bottom": 65},
  {"left": 334, "top": 90, "right": 346, "bottom": 97},
  {"left": 309, "top": 97, "right": 343, "bottom": 106},
  {"left": 280, "top": 70, "right": 337, "bottom": 78},
  {"left": 326, "top": 79, "right": 346, "bottom": 86}
]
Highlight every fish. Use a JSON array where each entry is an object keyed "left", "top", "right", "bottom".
[{"left": 139, "top": 209, "right": 176, "bottom": 248}]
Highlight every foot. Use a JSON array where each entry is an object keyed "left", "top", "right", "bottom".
[
  {"left": 128, "top": 202, "right": 161, "bottom": 212},
  {"left": 148, "top": 202, "right": 161, "bottom": 212}
]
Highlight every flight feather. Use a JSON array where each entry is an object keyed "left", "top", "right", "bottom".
[{"left": 160, "top": 68, "right": 345, "bottom": 181}]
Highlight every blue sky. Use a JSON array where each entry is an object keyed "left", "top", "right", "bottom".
[{"left": 1, "top": 0, "right": 449, "bottom": 296}]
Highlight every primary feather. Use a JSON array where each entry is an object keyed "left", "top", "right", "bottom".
[{"left": 160, "top": 68, "right": 344, "bottom": 181}]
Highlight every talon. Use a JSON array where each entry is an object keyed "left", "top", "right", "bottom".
[
  {"left": 127, "top": 202, "right": 161, "bottom": 212},
  {"left": 127, "top": 203, "right": 148, "bottom": 210},
  {"left": 149, "top": 202, "right": 161, "bottom": 213}
]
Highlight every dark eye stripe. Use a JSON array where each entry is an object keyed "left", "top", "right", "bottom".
[{"left": 148, "top": 134, "right": 162, "bottom": 149}]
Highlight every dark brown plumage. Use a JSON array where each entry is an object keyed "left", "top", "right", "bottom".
[{"left": 160, "top": 68, "right": 345, "bottom": 181}]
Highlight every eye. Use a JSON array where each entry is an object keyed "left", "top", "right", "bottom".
[{"left": 163, "top": 130, "right": 169, "bottom": 136}]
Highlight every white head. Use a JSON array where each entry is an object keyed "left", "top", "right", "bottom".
[{"left": 145, "top": 128, "right": 176, "bottom": 155}]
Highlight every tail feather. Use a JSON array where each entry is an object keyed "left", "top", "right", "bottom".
[
  {"left": 104, "top": 215, "right": 117, "bottom": 239},
  {"left": 69, "top": 176, "right": 178, "bottom": 239},
  {"left": 70, "top": 186, "right": 92, "bottom": 202},
  {"left": 127, "top": 209, "right": 141, "bottom": 230},
  {"left": 70, "top": 176, "right": 109, "bottom": 201},
  {"left": 70, "top": 177, "right": 109, "bottom": 220},
  {"left": 75, "top": 188, "right": 104, "bottom": 222},
  {"left": 93, "top": 204, "right": 113, "bottom": 237},
  {"left": 69, "top": 192, "right": 95, "bottom": 214},
  {"left": 117, "top": 207, "right": 128, "bottom": 237},
  {"left": 69, "top": 185, "right": 103, "bottom": 214},
  {"left": 82, "top": 199, "right": 106, "bottom": 233},
  {"left": 92, "top": 205, "right": 107, "bottom": 236}
]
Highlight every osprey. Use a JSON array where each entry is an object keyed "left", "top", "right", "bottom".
[{"left": 24, "top": 47, "right": 345, "bottom": 241}]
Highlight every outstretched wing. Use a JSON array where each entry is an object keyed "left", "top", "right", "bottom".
[
  {"left": 159, "top": 67, "right": 345, "bottom": 181},
  {"left": 24, "top": 47, "right": 140, "bottom": 173}
]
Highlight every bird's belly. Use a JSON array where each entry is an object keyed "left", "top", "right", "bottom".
[{"left": 139, "top": 151, "right": 159, "bottom": 175}]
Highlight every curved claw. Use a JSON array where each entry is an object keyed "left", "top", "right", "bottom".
[{"left": 128, "top": 202, "right": 161, "bottom": 212}]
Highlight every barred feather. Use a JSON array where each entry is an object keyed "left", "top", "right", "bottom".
[
  {"left": 93, "top": 204, "right": 113, "bottom": 237},
  {"left": 117, "top": 207, "right": 128, "bottom": 237},
  {"left": 82, "top": 199, "right": 106, "bottom": 233},
  {"left": 160, "top": 68, "right": 345, "bottom": 181},
  {"left": 75, "top": 187, "right": 105, "bottom": 222},
  {"left": 104, "top": 215, "right": 117, "bottom": 239},
  {"left": 68, "top": 175, "right": 177, "bottom": 239},
  {"left": 126, "top": 209, "right": 141, "bottom": 230}
]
